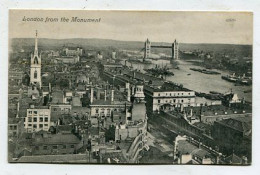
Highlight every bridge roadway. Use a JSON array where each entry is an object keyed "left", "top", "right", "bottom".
[{"left": 151, "top": 45, "right": 172, "bottom": 48}]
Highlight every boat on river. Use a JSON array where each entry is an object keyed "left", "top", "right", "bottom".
[
  {"left": 190, "top": 68, "right": 220, "bottom": 75},
  {"left": 221, "top": 73, "right": 252, "bottom": 86}
]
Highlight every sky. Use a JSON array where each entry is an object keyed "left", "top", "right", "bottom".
[{"left": 9, "top": 10, "right": 253, "bottom": 45}]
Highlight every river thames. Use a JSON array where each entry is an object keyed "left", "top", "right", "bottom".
[{"left": 123, "top": 59, "right": 252, "bottom": 103}]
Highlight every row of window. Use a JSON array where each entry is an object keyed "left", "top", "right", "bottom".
[
  {"left": 28, "top": 110, "right": 49, "bottom": 114},
  {"left": 95, "top": 108, "right": 122, "bottom": 114},
  {"left": 9, "top": 125, "right": 17, "bottom": 130},
  {"left": 27, "top": 117, "right": 49, "bottom": 122},
  {"left": 35, "top": 144, "right": 75, "bottom": 150},
  {"left": 52, "top": 108, "right": 71, "bottom": 112},
  {"left": 158, "top": 99, "right": 189, "bottom": 104},
  {"left": 157, "top": 92, "right": 192, "bottom": 97},
  {"left": 26, "top": 124, "right": 49, "bottom": 128}
]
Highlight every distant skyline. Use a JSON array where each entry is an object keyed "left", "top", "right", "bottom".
[{"left": 9, "top": 10, "right": 253, "bottom": 45}]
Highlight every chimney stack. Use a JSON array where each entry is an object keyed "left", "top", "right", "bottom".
[
  {"left": 111, "top": 89, "right": 114, "bottom": 102},
  {"left": 125, "top": 82, "right": 130, "bottom": 90},
  {"left": 131, "top": 86, "right": 135, "bottom": 95},
  {"left": 90, "top": 87, "right": 94, "bottom": 104},
  {"left": 49, "top": 83, "right": 51, "bottom": 92},
  {"left": 127, "top": 88, "right": 131, "bottom": 102}
]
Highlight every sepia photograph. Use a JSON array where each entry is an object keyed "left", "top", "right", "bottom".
[{"left": 8, "top": 10, "right": 252, "bottom": 165}]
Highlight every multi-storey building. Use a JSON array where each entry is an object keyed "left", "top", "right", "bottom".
[
  {"left": 24, "top": 107, "right": 51, "bottom": 133},
  {"left": 144, "top": 82, "right": 196, "bottom": 112}
]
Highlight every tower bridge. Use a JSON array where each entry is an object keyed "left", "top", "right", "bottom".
[{"left": 144, "top": 38, "right": 179, "bottom": 62}]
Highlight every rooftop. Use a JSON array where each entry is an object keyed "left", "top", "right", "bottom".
[
  {"left": 216, "top": 116, "right": 252, "bottom": 134},
  {"left": 33, "top": 132, "right": 80, "bottom": 145},
  {"left": 16, "top": 154, "right": 92, "bottom": 163}
]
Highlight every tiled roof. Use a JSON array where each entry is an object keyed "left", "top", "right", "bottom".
[
  {"left": 17, "top": 154, "right": 92, "bottom": 163},
  {"left": 33, "top": 133, "right": 80, "bottom": 145},
  {"left": 217, "top": 116, "right": 252, "bottom": 133},
  {"left": 91, "top": 100, "right": 131, "bottom": 106}
]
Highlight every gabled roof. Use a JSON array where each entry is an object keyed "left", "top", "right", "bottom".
[
  {"left": 217, "top": 116, "right": 252, "bottom": 134},
  {"left": 225, "top": 153, "right": 242, "bottom": 164}
]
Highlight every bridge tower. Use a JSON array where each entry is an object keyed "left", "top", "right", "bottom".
[
  {"left": 144, "top": 38, "right": 151, "bottom": 60},
  {"left": 172, "top": 39, "right": 179, "bottom": 61}
]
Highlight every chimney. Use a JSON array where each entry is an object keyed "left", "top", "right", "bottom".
[
  {"left": 133, "top": 71, "right": 136, "bottom": 79},
  {"left": 127, "top": 88, "right": 131, "bottom": 102},
  {"left": 125, "top": 82, "right": 130, "bottom": 90},
  {"left": 190, "top": 108, "right": 193, "bottom": 116},
  {"left": 131, "top": 86, "right": 135, "bottom": 95},
  {"left": 111, "top": 90, "right": 114, "bottom": 102},
  {"left": 104, "top": 89, "right": 107, "bottom": 101},
  {"left": 90, "top": 87, "right": 94, "bottom": 104},
  {"left": 49, "top": 83, "right": 51, "bottom": 92},
  {"left": 16, "top": 102, "right": 20, "bottom": 118}
]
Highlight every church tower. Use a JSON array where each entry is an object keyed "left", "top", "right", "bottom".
[{"left": 30, "top": 30, "right": 42, "bottom": 88}]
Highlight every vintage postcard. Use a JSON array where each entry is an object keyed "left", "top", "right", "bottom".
[{"left": 8, "top": 10, "right": 252, "bottom": 165}]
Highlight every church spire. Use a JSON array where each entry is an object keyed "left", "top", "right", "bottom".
[{"left": 34, "top": 30, "right": 38, "bottom": 56}]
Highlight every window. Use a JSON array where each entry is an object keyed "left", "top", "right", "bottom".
[
  {"left": 96, "top": 109, "right": 99, "bottom": 113},
  {"left": 63, "top": 145, "right": 66, "bottom": 149},
  {"left": 44, "top": 124, "right": 48, "bottom": 127},
  {"left": 33, "top": 124, "right": 37, "bottom": 129},
  {"left": 34, "top": 57, "right": 39, "bottom": 64},
  {"left": 39, "top": 124, "right": 43, "bottom": 128},
  {"left": 28, "top": 117, "right": 32, "bottom": 122},
  {"left": 181, "top": 100, "right": 184, "bottom": 103},
  {"left": 170, "top": 93, "right": 172, "bottom": 96},
  {"left": 43, "top": 145, "right": 48, "bottom": 150},
  {"left": 44, "top": 117, "right": 48, "bottom": 122},
  {"left": 39, "top": 117, "right": 43, "bottom": 122},
  {"left": 34, "top": 70, "right": 38, "bottom": 79},
  {"left": 158, "top": 100, "right": 161, "bottom": 104},
  {"left": 13, "top": 125, "right": 17, "bottom": 130},
  {"left": 173, "top": 99, "right": 176, "bottom": 103},
  {"left": 33, "top": 117, "right": 37, "bottom": 122},
  {"left": 158, "top": 93, "right": 160, "bottom": 97},
  {"left": 34, "top": 111, "right": 37, "bottom": 115},
  {"left": 28, "top": 111, "right": 32, "bottom": 114},
  {"left": 9, "top": 126, "right": 13, "bottom": 130},
  {"left": 35, "top": 146, "right": 39, "bottom": 150},
  {"left": 71, "top": 145, "right": 74, "bottom": 148},
  {"left": 28, "top": 124, "right": 32, "bottom": 127},
  {"left": 52, "top": 145, "right": 58, "bottom": 149}
]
